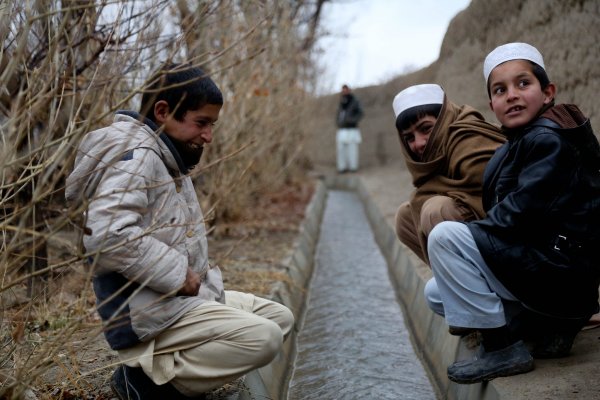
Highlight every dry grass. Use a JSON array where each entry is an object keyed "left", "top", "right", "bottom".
[
  {"left": 0, "top": 0, "right": 324, "bottom": 398},
  {"left": 0, "top": 178, "right": 314, "bottom": 399}
]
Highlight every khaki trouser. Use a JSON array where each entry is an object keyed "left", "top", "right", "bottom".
[
  {"left": 395, "top": 196, "right": 475, "bottom": 264},
  {"left": 118, "top": 290, "right": 294, "bottom": 396}
]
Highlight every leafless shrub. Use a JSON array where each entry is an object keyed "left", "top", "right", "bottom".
[{"left": 0, "top": 0, "right": 324, "bottom": 397}]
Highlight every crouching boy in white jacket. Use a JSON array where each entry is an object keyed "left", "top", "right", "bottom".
[{"left": 65, "top": 63, "right": 294, "bottom": 399}]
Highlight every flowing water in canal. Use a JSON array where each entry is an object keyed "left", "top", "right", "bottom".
[{"left": 287, "top": 190, "right": 435, "bottom": 400}]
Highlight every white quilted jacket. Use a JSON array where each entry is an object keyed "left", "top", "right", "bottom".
[{"left": 66, "top": 112, "right": 224, "bottom": 348}]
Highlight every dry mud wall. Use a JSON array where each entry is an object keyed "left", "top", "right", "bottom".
[{"left": 307, "top": 0, "right": 600, "bottom": 169}]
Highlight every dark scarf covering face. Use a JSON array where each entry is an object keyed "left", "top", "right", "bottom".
[
  {"left": 168, "top": 137, "right": 204, "bottom": 171},
  {"left": 400, "top": 96, "right": 506, "bottom": 220},
  {"left": 114, "top": 110, "right": 204, "bottom": 173}
]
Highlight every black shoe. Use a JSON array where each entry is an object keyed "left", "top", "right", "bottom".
[
  {"left": 447, "top": 340, "right": 534, "bottom": 384},
  {"left": 111, "top": 365, "right": 156, "bottom": 400},
  {"left": 111, "top": 365, "right": 202, "bottom": 400},
  {"left": 448, "top": 326, "right": 476, "bottom": 337},
  {"left": 531, "top": 331, "right": 577, "bottom": 358}
]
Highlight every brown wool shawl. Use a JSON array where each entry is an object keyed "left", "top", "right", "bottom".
[{"left": 400, "top": 97, "right": 505, "bottom": 222}]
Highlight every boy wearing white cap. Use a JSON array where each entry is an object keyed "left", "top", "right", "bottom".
[
  {"left": 425, "top": 42, "right": 600, "bottom": 383},
  {"left": 392, "top": 84, "right": 504, "bottom": 263}
]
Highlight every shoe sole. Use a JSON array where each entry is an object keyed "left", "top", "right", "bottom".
[{"left": 448, "top": 360, "right": 534, "bottom": 384}]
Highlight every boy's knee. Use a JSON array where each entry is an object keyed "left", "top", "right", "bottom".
[
  {"left": 395, "top": 202, "right": 413, "bottom": 238},
  {"left": 254, "top": 319, "right": 284, "bottom": 366},
  {"left": 256, "top": 300, "right": 294, "bottom": 337},
  {"left": 428, "top": 221, "right": 460, "bottom": 251},
  {"left": 420, "top": 196, "right": 461, "bottom": 234},
  {"left": 428, "top": 220, "right": 450, "bottom": 242},
  {"left": 278, "top": 306, "right": 295, "bottom": 337},
  {"left": 424, "top": 277, "right": 437, "bottom": 299},
  {"left": 424, "top": 278, "right": 445, "bottom": 316}
]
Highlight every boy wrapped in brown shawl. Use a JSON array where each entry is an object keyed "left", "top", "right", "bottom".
[{"left": 396, "top": 97, "right": 505, "bottom": 263}]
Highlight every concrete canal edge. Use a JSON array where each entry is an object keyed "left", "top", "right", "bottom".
[
  {"left": 352, "top": 173, "right": 512, "bottom": 400},
  {"left": 238, "top": 180, "right": 328, "bottom": 400},
  {"left": 240, "top": 175, "right": 507, "bottom": 400}
]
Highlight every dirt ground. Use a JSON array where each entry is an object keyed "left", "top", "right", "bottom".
[{"left": 1, "top": 179, "right": 315, "bottom": 400}]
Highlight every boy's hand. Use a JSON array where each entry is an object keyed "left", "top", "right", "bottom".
[{"left": 178, "top": 267, "right": 201, "bottom": 296}]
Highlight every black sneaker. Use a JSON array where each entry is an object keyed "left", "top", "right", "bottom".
[
  {"left": 447, "top": 340, "right": 534, "bottom": 384},
  {"left": 111, "top": 365, "right": 201, "bottom": 400}
]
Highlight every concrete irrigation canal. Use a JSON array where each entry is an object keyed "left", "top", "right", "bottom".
[
  {"left": 287, "top": 190, "right": 434, "bottom": 399},
  {"left": 232, "top": 178, "right": 444, "bottom": 400},
  {"left": 234, "top": 174, "right": 600, "bottom": 400}
]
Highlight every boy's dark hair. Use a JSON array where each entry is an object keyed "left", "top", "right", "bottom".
[
  {"left": 486, "top": 61, "right": 550, "bottom": 98},
  {"left": 531, "top": 62, "right": 550, "bottom": 90},
  {"left": 141, "top": 63, "right": 223, "bottom": 123},
  {"left": 395, "top": 104, "right": 442, "bottom": 132}
]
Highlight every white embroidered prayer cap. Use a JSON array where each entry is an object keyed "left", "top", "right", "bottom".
[
  {"left": 483, "top": 42, "right": 545, "bottom": 83},
  {"left": 392, "top": 84, "right": 444, "bottom": 119}
]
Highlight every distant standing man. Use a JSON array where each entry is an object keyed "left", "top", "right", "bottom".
[{"left": 336, "top": 84, "right": 364, "bottom": 172}]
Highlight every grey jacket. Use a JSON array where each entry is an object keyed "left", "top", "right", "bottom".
[{"left": 65, "top": 112, "right": 225, "bottom": 349}]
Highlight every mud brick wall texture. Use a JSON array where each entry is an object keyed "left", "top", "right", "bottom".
[{"left": 306, "top": 0, "right": 600, "bottom": 170}]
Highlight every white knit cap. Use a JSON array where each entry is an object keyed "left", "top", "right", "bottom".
[
  {"left": 483, "top": 42, "right": 545, "bottom": 83},
  {"left": 392, "top": 84, "right": 444, "bottom": 119}
]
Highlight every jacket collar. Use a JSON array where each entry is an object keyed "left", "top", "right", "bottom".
[{"left": 115, "top": 110, "right": 189, "bottom": 174}]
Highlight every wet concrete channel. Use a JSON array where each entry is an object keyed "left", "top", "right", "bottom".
[{"left": 287, "top": 190, "right": 435, "bottom": 399}]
